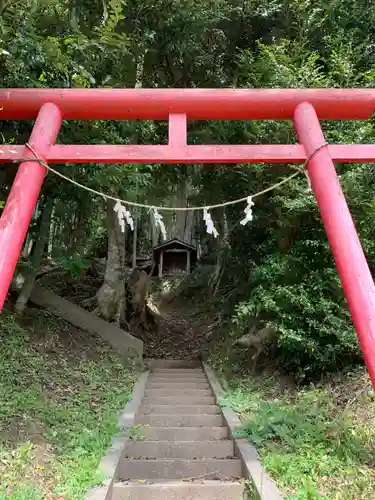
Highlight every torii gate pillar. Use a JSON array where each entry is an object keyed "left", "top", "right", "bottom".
[
  {"left": 0, "top": 103, "right": 62, "bottom": 307},
  {"left": 294, "top": 102, "right": 375, "bottom": 384}
]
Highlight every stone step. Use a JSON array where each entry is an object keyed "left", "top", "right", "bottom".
[
  {"left": 143, "top": 396, "right": 216, "bottom": 406},
  {"left": 141, "top": 405, "right": 219, "bottom": 415},
  {"left": 151, "top": 370, "right": 206, "bottom": 376},
  {"left": 140, "top": 426, "right": 228, "bottom": 441},
  {"left": 148, "top": 375, "right": 208, "bottom": 383},
  {"left": 117, "top": 458, "right": 242, "bottom": 480},
  {"left": 144, "top": 388, "right": 212, "bottom": 398},
  {"left": 152, "top": 369, "right": 204, "bottom": 375},
  {"left": 112, "top": 480, "right": 245, "bottom": 500},
  {"left": 146, "top": 381, "right": 211, "bottom": 390},
  {"left": 147, "top": 382, "right": 209, "bottom": 389},
  {"left": 125, "top": 440, "right": 234, "bottom": 459},
  {"left": 136, "top": 413, "right": 224, "bottom": 427},
  {"left": 149, "top": 360, "right": 202, "bottom": 369}
]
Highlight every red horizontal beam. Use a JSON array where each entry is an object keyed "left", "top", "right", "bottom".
[
  {"left": 1, "top": 89, "right": 375, "bottom": 120},
  {"left": 40, "top": 144, "right": 307, "bottom": 163},
  {"left": 1, "top": 144, "right": 375, "bottom": 164}
]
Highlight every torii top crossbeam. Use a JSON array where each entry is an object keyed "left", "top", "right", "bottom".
[
  {"left": 1, "top": 88, "right": 375, "bottom": 388},
  {"left": 2, "top": 88, "right": 375, "bottom": 120},
  {"left": 1, "top": 89, "right": 375, "bottom": 165}
]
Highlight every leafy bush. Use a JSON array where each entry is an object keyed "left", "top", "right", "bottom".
[
  {"left": 55, "top": 254, "right": 90, "bottom": 277},
  {"left": 233, "top": 253, "right": 361, "bottom": 379}
]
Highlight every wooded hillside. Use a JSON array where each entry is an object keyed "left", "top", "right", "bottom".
[{"left": 1, "top": 0, "right": 375, "bottom": 380}]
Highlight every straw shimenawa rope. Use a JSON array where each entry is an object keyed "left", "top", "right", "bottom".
[{"left": 17, "top": 141, "right": 328, "bottom": 212}]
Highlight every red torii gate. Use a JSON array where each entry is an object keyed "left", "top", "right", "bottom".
[{"left": 1, "top": 88, "right": 375, "bottom": 385}]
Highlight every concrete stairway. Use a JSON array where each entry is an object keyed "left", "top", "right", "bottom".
[{"left": 111, "top": 360, "right": 245, "bottom": 499}]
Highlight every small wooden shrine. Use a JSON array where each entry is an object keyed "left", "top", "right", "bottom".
[{"left": 153, "top": 239, "right": 197, "bottom": 277}]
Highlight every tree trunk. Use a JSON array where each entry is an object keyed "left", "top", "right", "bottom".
[
  {"left": 95, "top": 50, "right": 144, "bottom": 324},
  {"left": 150, "top": 210, "right": 158, "bottom": 246},
  {"left": 71, "top": 207, "right": 88, "bottom": 253},
  {"left": 95, "top": 199, "right": 126, "bottom": 324},
  {"left": 127, "top": 268, "right": 156, "bottom": 331},
  {"left": 132, "top": 212, "right": 138, "bottom": 270},
  {"left": 47, "top": 203, "right": 55, "bottom": 257},
  {"left": 169, "top": 170, "right": 194, "bottom": 243},
  {"left": 21, "top": 201, "right": 40, "bottom": 258},
  {"left": 22, "top": 236, "right": 34, "bottom": 258},
  {"left": 15, "top": 198, "right": 54, "bottom": 314},
  {"left": 210, "top": 208, "right": 229, "bottom": 296}
]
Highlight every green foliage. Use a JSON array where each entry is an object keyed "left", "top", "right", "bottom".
[
  {"left": 233, "top": 256, "right": 361, "bottom": 379},
  {"left": 0, "top": 313, "right": 135, "bottom": 499},
  {"left": 55, "top": 254, "right": 90, "bottom": 277},
  {"left": 221, "top": 374, "right": 375, "bottom": 499}
]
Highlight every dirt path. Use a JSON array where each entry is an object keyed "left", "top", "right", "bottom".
[{"left": 138, "top": 298, "right": 211, "bottom": 360}]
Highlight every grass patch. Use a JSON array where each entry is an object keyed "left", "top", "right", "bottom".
[
  {"left": 0, "top": 310, "right": 136, "bottom": 500},
  {"left": 220, "top": 370, "right": 375, "bottom": 499}
]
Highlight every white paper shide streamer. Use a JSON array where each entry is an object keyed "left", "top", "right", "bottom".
[
  {"left": 203, "top": 208, "right": 219, "bottom": 238},
  {"left": 240, "top": 196, "right": 254, "bottom": 226},
  {"left": 153, "top": 208, "right": 167, "bottom": 241},
  {"left": 114, "top": 200, "right": 134, "bottom": 232}
]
